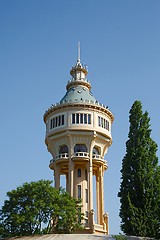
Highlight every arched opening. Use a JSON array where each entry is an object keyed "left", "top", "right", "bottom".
[
  {"left": 92, "top": 146, "right": 100, "bottom": 155},
  {"left": 74, "top": 144, "right": 88, "bottom": 157},
  {"left": 74, "top": 144, "right": 87, "bottom": 153},
  {"left": 59, "top": 145, "right": 68, "bottom": 158},
  {"left": 59, "top": 145, "right": 68, "bottom": 154}
]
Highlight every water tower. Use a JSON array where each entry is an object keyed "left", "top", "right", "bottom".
[{"left": 43, "top": 46, "right": 114, "bottom": 234}]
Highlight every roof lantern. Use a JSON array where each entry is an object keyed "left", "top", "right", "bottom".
[{"left": 66, "top": 42, "right": 91, "bottom": 91}]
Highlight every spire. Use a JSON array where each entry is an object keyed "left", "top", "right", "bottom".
[
  {"left": 70, "top": 42, "right": 88, "bottom": 76},
  {"left": 77, "top": 42, "right": 80, "bottom": 63}
]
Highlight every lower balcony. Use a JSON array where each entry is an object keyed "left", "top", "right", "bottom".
[
  {"left": 56, "top": 153, "right": 69, "bottom": 160},
  {"left": 50, "top": 153, "right": 69, "bottom": 164},
  {"left": 92, "top": 154, "right": 108, "bottom": 169}
]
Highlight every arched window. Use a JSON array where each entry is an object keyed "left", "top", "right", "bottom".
[
  {"left": 59, "top": 145, "right": 68, "bottom": 154},
  {"left": 92, "top": 146, "right": 100, "bottom": 155},
  {"left": 74, "top": 144, "right": 87, "bottom": 153}
]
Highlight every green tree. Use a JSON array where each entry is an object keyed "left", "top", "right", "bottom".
[
  {"left": 0, "top": 180, "right": 83, "bottom": 237},
  {"left": 118, "top": 100, "right": 160, "bottom": 239}
]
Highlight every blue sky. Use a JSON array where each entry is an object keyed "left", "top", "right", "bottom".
[{"left": 0, "top": 0, "right": 160, "bottom": 235}]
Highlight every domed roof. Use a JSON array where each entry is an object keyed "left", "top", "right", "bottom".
[
  {"left": 44, "top": 49, "right": 114, "bottom": 124},
  {"left": 59, "top": 51, "right": 98, "bottom": 105},
  {"left": 60, "top": 85, "right": 96, "bottom": 104}
]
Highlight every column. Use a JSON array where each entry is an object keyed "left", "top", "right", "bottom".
[
  {"left": 99, "top": 165, "right": 104, "bottom": 225},
  {"left": 54, "top": 164, "right": 60, "bottom": 189},
  {"left": 88, "top": 159, "right": 94, "bottom": 229},
  {"left": 96, "top": 170, "right": 100, "bottom": 224},
  {"left": 66, "top": 173, "right": 68, "bottom": 192},
  {"left": 68, "top": 161, "right": 74, "bottom": 197},
  {"left": 88, "top": 160, "right": 93, "bottom": 211}
]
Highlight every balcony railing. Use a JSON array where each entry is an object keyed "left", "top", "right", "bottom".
[
  {"left": 50, "top": 153, "right": 106, "bottom": 164},
  {"left": 50, "top": 153, "right": 69, "bottom": 164},
  {"left": 73, "top": 152, "right": 89, "bottom": 158},
  {"left": 92, "top": 154, "right": 103, "bottom": 160},
  {"left": 50, "top": 159, "right": 55, "bottom": 164},
  {"left": 57, "top": 153, "right": 69, "bottom": 159}
]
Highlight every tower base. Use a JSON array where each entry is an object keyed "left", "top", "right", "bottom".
[{"left": 75, "top": 211, "right": 109, "bottom": 235}]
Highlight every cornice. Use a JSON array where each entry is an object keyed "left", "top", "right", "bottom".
[{"left": 44, "top": 102, "right": 114, "bottom": 123}]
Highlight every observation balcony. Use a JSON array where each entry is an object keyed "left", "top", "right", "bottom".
[
  {"left": 92, "top": 154, "right": 108, "bottom": 169},
  {"left": 50, "top": 153, "right": 69, "bottom": 164},
  {"left": 56, "top": 153, "right": 69, "bottom": 160}
]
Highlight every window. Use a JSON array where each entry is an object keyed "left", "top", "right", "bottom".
[
  {"left": 77, "top": 168, "right": 81, "bottom": 177},
  {"left": 50, "top": 119, "right": 53, "bottom": 129},
  {"left": 53, "top": 118, "right": 55, "bottom": 128},
  {"left": 98, "top": 116, "right": 109, "bottom": 130},
  {"left": 72, "top": 113, "right": 91, "bottom": 124},
  {"left": 85, "top": 169, "right": 88, "bottom": 181},
  {"left": 80, "top": 114, "right": 83, "bottom": 123},
  {"left": 55, "top": 117, "right": 58, "bottom": 127},
  {"left": 100, "top": 118, "right": 102, "bottom": 128},
  {"left": 88, "top": 114, "right": 91, "bottom": 124},
  {"left": 76, "top": 113, "right": 79, "bottom": 123},
  {"left": 85, "top": 189, "right": 88, "bottom": 203},
  {"left": 62, "top": 115, "right": 64, "bottom": 125},
  {"left": 58, "top": 116, "right": 61, "bottom": 126},
  {"left": 84, "top": 114, "right": 87, "bottom": 124},
  {"left": 78, "top": 185, "right": 81, "bottom": 199},
  {"left": 72, "top": 114, "right": 75, "bottom": 124},
  {"left": 50, "top": 115, "right": 65, "bottom": 129}
]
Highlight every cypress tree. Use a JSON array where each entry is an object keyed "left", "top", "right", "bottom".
[{"left": 118, "top": 100, "right": 160, "bottom": 239}]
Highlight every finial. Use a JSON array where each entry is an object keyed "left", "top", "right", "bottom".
[{"left": 77, "top": 42, "right": 80, "bottom": 62}]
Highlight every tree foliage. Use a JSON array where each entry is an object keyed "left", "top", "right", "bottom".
[
  {"left": 0, "top": 180, "right": 83, "bottom": 237},
  {"left": 118, "top": 100, "right": 160, "bottom": 239}
]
